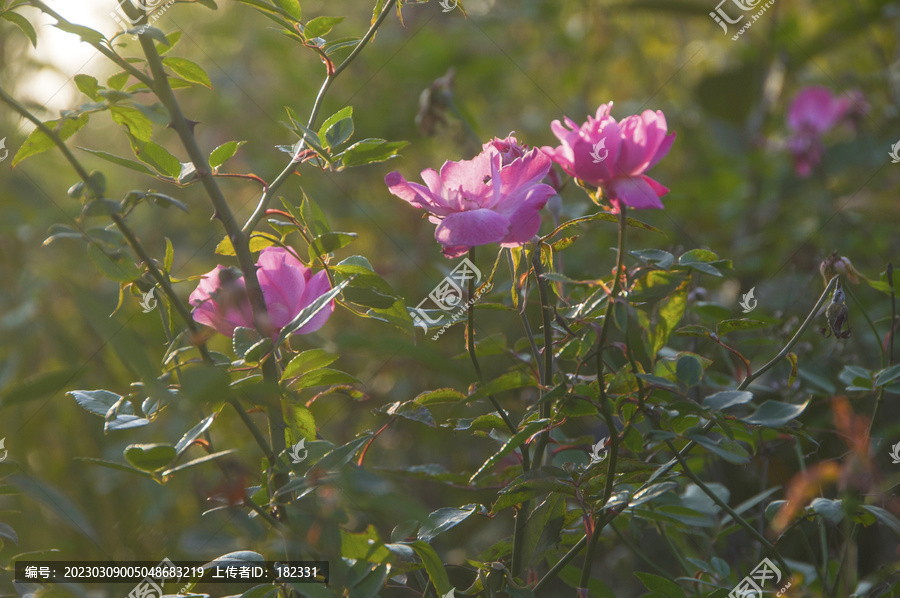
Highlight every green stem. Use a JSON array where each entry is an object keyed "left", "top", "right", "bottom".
[
  {"left": 137, "top": 35, "right": 288, "bottom": 498},
  {"left": 241, "top": 0, "right": 399, "bottom": 234},
  {"left": 508, "top": 250, "right": 541, "bottom": 372},
  {"left": 665, "top": 439, "right": 789, "bottom": 575},
  {"left": 531, "top": 246, "right": 555, "bottom": 469},
  {"left": 229, "top": 399, "right": 276, "bottom": 464},
  {"left": 578, "top": 515, "right": 604, "bottom": 591},
  {"left": 868, "top": 263, "right": 895, "bottom": 440}
]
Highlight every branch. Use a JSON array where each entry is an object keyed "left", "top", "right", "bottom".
[{"left": 241, "top": 0, "right": 399, "bottom": 233}]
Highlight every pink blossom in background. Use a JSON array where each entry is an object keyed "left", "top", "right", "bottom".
[
  {"left": 542, "top": 102, "right": 675, "bottom": 211},
  {"left": 190, "top": 247, "right": 334, "bottom": 338},
  {"left": 385, "top": 139, "right": 556, "bottom": 258},
  {"left": 786, "top": 85, "right": 866, "bottom": 177}
]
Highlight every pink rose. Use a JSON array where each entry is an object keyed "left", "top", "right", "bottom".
[
  {"left": 190, "top": 247, "right": 333, "bottom": 338},
  {"left": 785, "top": 86, "right": 865, "bottom": 177},
  {"left": 385, "top": 140, "right": 555, "bottom": 258},
  {"left": 542, "top": 102, "right": 675, "bottom": 211}
]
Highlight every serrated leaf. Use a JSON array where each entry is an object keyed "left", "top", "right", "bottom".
[
  {"left": 209, "top": 140, "right": 246, "bottom": 169},
  {"left": 78, "top": 147, "right": 155, "bottom": 176},
  {"left": 304, "top": 15, "right": 344, "bottom": 38},
  {"left": 174, "top": 414, "right": 216, "bottom": 456},
  {"left": 409, "top": 541, "right": 451, "bottom": 595},
  {"left": 716, "top": 318, "right": 770, "bottom": 335},
  {"left": 12, "top": 114, "right": 89, "bottom": 167},
  {"left": 282, "top": 349, "right": 339, "bottom": 380},
  {"left": 275, "top": 279, "right": 348, "bottom": 346},
  {"left": 289, "top": 368, "right": 359, "bottom": 390},
  {"left": 111, "top": 106, "right": 153, "bottom": 142},
  {"left": 414, "top": 388, "right": 466, "bottom": 406},
  {"left": 338, "top": 138, "right": 407, "bottom": 168},
  {"left": 162, "top": 57, "right": 213, "bottom": 88},
  {"left": 469, "top": 419, "right": 549, "bottom": 484}
]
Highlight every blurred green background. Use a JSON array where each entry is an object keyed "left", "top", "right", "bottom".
[{"left": 1, "top": 0, "right": 899, "bottom": 595}]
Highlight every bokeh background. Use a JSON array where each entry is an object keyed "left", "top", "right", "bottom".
[{"left": 1, "top": 0, "right": 899, "bottom": 595}]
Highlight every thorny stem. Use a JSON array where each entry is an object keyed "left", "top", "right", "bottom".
[
  {"left": 868, "top": 263, "right": 895, "bottom": 440},
  {"left": 578, "top": 208, "right": 627, "bottom": 592},
  {"left": 531, "top": 246, "right": 555, "bottom": 469},
  {"left": 465, "top": 250, "right": 530, "bottom": 579},
  {"left": 665, "top": 439, "right": 790, "bottom": 575},
  {"left": 537, "top": 274, "right": 841, "bottom": 592},
  {"left": 242, "top": 0, "right": 399, "bottom": 234},
  {"left": 137, "top": 35, "right": 289, "bottom": 500}
]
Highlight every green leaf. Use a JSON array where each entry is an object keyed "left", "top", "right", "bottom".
[
  {"left": 309, "top": 433, "right": 372, "bottom": 472},
  {"left": 273, "top": 0, "right": 302, "bottom": 20},
  {"left": 652, "top": 282, "right": 688, "bottom": 354},
  {"left": 409, "top": 541, "right": 451, "bottom": 595},
  {"left": 131, "top": 140, "right": 181, "bottom": 178},
  {"left": 12, "top": 114, "right": 89, "bottom": 167},
  {"left": 629, "top": 248, "right": 675, "bottom": 269},
  {"left": 174, "top": 414, "right": 217, "bottom": 456},
  {"left": 675, "top": 355, "right": 702, "bottom": 387},
  {"left": 74, "top": 74, "right": 101, "bottom": 100},
  {"left": 0, "top": 521, "right": 17, "bottom": 545},
  {"left": 469, "top": 419, "right": 549, "bottom": 484},
  {"left": 414, "top": 388, "right": 466, "bottom": 406},
  {"left": 290, "top": 368, "right": 359, "bottom": 390},
  {"left": 284, "top": 403, "right": 316, "bottom": 444},
  {"left": 282, "top": 349, "right": 339, "bottom": 380},
  {"left": 318, "top": 106, "right": 352, "bottom": 140},
  {"left": 716, "top": 318, "right": 770, "bottom": 335},
  {"left": 859, "top": 504, "right": 900, "bottom": 537},
  {"left": 377, "top": 401, "right": 435, "bottom": 427},
  {"left": 875, "top": 363, "right": 900, "bottom": 387},
  {"left": 162, "top": 57, "right": 213, "bottom": 88},
  {"left": 124, "top": 444, "right": 176, "bottom": 472},
  {"left": 9, "top": 474, "right": 100, "bottom": 543},
  {"left": 809, "top": 497, "right": 844, "bottom": 524},
  {"left": 309, "top": 231, "right": 357, "bottom": 259},
  {"left": 322, "top": 114, "right": 353, "bottom": 149},
  {"left": 209, "top": 140, "right": 246, "bottom": 169},
  {"left": 107, "top": 71, "right": 130, "bottom": 89},
  {"left": 338, "top": 138, "right": 408, "bottom": 168},
  {"left": 742, "top": 400, "right": 809, "bottom": 427},
  {"left": 78, "top": 147, "right": 155, "bottom": 176},
  {"left": 634, "top": 571, "right": 688, "bottom": 598},
  {"left": 160, "top": 449, "right": 238, "bottom": 477},
  {"left": 88, "top": 245, "right": 143, "bottom": 282},
  {"left": 417, "top": 504, "right": 477, "bottom": 542},
  {"left": 468, "top": 371, "right": 535, "bottom": 401},
  {"left": 629, "top": 481, "right": 679, "bottom": 507},
  {"left": 2, "top": 10, "right": 37, "bottom": 47},
  {"left": 677, "top": 249, "right": 731, "bottom": 277},
  {"left": 111, "top": 106, "right": 153, "bottom": 142},
  {"left": 703, "top": 390, "right": 754, "bottom": 411},
  {"left": 275, "top": 279, "right": 348, "bottom": 346},
  {"left": 304, "top": 15, "right": 344, "bottom": 38},
  {"left": 74, "top": 457, "right": 155, "bottom": 479},
  {"left": 1, "top": 369, "right": 80, "bottom": 409},
  {"left": 687, "top": 434, "right": 750, "bottom": 464}
]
